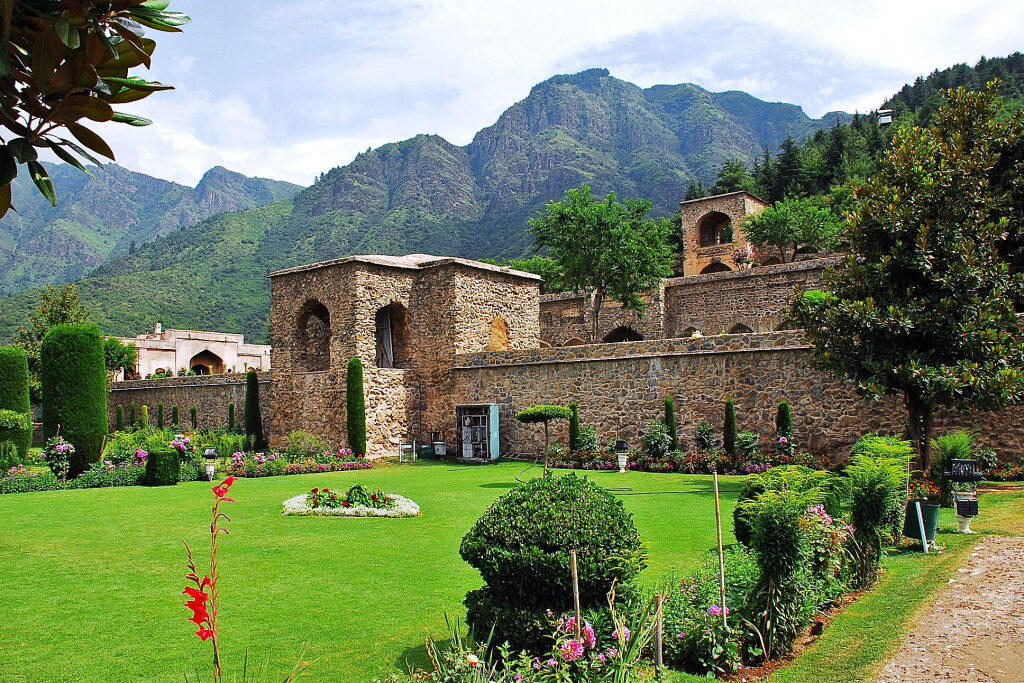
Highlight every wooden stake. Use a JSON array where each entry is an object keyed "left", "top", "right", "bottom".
[
  {"left": 570, "top": 549, "right": 582, "bottom": 640},
  {"left": 654, "top": 593, "right": 664, "bottom": 675},
  {"left": 713, "top": 469, "right": 728, "bottom": 629}
]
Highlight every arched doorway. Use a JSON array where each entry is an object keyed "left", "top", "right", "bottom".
[
  {"left": 697, "top": 211, "right": 733, "bottom": 247},
  {"left": 296, "top": 300, "right": 331, "bottom": 371},
  {"left": 700, "top": 261, "right": 733, "bottom": 274},
  {"left": 603, "top": 326, "right": 644, "bottom": 343},
  {"left": 776, "top": 319, "right": 800, "bottom": 331},
  {"left": 562, "top": 337, "right": 586, "bottom": 347},
  {"left": 375, "top": 302, "right": 410, "bottom": 368},
  {"left": 728, "top": 323, "right": 753, "bottom": 334},
  {"left": 189, "top": 350, "right": 224, "bottom": 375}
]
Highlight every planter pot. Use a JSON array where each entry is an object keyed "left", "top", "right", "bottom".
[
  {"left": 902, "top": 498, "right": 940, "bottom": 542},
  {"left": 616, "top": 453, "right": 629, "bottom": 473}
]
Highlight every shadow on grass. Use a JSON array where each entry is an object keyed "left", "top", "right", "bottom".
[
  {"left": 396, "top": 637, "right": 451, "bottom": 675},
  {"left": 479, "top": 482, "right": 517, "bottom": 489}
]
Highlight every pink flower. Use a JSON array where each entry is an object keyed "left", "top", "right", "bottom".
[
  {"left": 583, "top": 622, "right": 596, "bottom": 649},
  {"left": 612, "top": 626, "right": 630, "bottom": 641},
  {"left": 560, "top": 639, "right": 584, "bottom": 661},
  {"left": 708, "top": 604, "right": 722, "bottom": 616}
]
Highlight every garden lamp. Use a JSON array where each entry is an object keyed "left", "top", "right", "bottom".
[{"left": 203, "top": 446, "right": 218, "bottom": 481}]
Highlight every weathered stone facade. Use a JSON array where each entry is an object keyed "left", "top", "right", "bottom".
[
  {"left": 119, "top": 323, "right": 270, "bottom": 379},
  {"left": 107, "top": 372, "right": 270, "bottom": 433},
  {"left": 268, "top": 254, "right": 540, "bottom": 456},
  {"left": 539, "top": 285, "right": 665, "bottom": 347},
  {"left": 678, "top": 191, "right": 767, "bottom": 276}
]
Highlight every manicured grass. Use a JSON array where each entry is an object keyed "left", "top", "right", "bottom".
[
  {"left": 768, "top": 488, "right": 1024, "bottom": 683},
  {"left": 0, "top": 462, "right": 741, "bottom": 682}
]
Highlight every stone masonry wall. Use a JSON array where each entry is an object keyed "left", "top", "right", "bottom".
[
  {"left": 107, "top": 373, "right": 270, "bottom": 434},
  {"left": 539, "top": 286, "right": 664, "bottom": 347},
  {"left": 448, "top": 333, "right": 1024, "bottom": 461}
]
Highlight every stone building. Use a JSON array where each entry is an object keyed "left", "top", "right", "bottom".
[
  {"left": 678, "top": 191, "right": 767, "bottom": 275},
  {"left": 120, "top": 323, "right": 271, "bottom": 379}
]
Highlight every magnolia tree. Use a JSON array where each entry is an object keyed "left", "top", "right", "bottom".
[
  {"left": 528, "top": 184, "right": 674, "bottom": 342},
  {"left": 793, "top": 83, "right": 1024, "bottom": 471}
]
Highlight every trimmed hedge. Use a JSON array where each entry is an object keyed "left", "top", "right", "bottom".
[
  {"left": 144, "top": 447, "right": 180, "bottom": 486},
  {"left": 665, "top": 394, "right": 678, "bottom": 451},
  {"left": 244, "top": 370, "right": 264, "bottom": 449},
  {"left": 724, "top": 398, "right": 737, "bottom": 456},
  {"left": 346, "top": 358, "right": 366, "bottom": 456},
  {"left": 40, "top": 324, "right": 108, "bottom": 476},
  {"left": 189, "top": 405, "right": 198, "bottom": 430},
  {"left": 460, "top": 472, "right": 646, "bottom": 652},
  {"left": 0, "top": 346, "right": 31, "bottom": 460},
  {"left": 228, "top": 402, "right": 235, "bottom": 433},
  {"left": 157, "top": 403, "right": 164, "bottom": 429},
  {"left": 568, "top": 401, "right": 580, "bottom": 452},
  {"left": 171, "top": 405, "right": 180, "bottom": 427}
]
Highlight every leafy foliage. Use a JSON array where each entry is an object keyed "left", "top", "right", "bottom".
[
  {"left": 568, "top": 401, "right": 580, "bottom": 453},
  {"left": 244, "top": 370, "right": 264, "bottom": 449},
  {"left": 102, "top": 336, "right": 136, "bottom": 375},
  {"left": 528, "top": 184, "right": 673, "bottom": 342},
  {"left": 775, "top": 401, "right": 792, "bottom": 440},
  {"left": 641, "top": 420, "right": 671, "bottom": 459},
  {"left": 0, "top": 346, "right": 31, "bottom": 458},
  {"left": 664, "top": 395, "right": 677, "bottom": 451},
  {"left": 741, "top": 197, "right": 842, "bottom": 263},
  {"left": 13, "top": 283, "right": 90, "bottom": 401},
  {"left": 845, "top": 446, "right": 910, "bottom": 588},
  {"left": 40, "top": 323, "right": 107, "bottom": 475},
  {"left": 143, "top": 446, "right": 179, "bottom": 486},
  {"left": 460, "top": 472, "right": 646, "bottom": 652},
  {"left": 0, "top": 1, "right": 189, "bottom": 216},
  {"left": 346, "top": 357, "right": 366, "bottom": 456},
  {"left": 793, "top": 84, "right": 1024, "bottom": 470},
  {"left": 723, "top": 399, "right": 737, "bottom": 456}
]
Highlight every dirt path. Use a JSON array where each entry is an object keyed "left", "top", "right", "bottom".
[{"left": 877, "top": 535, "right": 1024, "bottom": 682}]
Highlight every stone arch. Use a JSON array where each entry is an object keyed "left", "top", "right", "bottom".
[
  {"left": 762, "top": 255, "right": 783, "bottom": 266},
  {"left": 776, "top": 319, "right": 800, "bottom": 331},
  {"left": 562, "top": 337, "right": 586, "bottom": 347},
  {"left": 603, "top": 326, "right": 644, "bottom": 343},
  {"left": 700, "top": 261, "right": 733, "bottom": 274},
  {"left": 697, "top": 211, "right": 733, "bottom": 247},
  {"left": 728, "top": 323, "right": 753, "bottom": 334},
  {"left": 680, "top": 327, "right": 700, "bottom": 338},
  {"left": 189, "top": 349, "right": 224, "bottom": 375},
  {"left": 539, "top": 340, "right": 553, "bottom": 349},
  {"left": 375, "top": 302, "right": 411, "bottom": 368},
  {"left": 487, "top": 316, "right": 510, "bottom": 351},
  {"left": 296, "top": 300, "right": 331, "bottom": 372}
]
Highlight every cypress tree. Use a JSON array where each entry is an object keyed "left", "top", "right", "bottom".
[
  {"left": 171, "top": 405, "right": 180, "bottom": 427},
  {"left": 0, "top": 346, "right": 31, "bottom": 459},
  {"left": 228, "top": 402, "right": 235, "bottom": 433},
  {"left": 157, "top": 402, "right": 164, "bottom": 429},
  {"left": 140, "top": 405, "right": 149, "bottom": 428},
  {"left": 346, "top": 357, "right": 366, "bottom": 456},
  {"left": 244, "top": 370, "right": 264, "bottom": 449},
  {"left": 115, "top": 404, "right": 124, "bottom": 432},
  {"left": 129, "top": 401, "right": 137, "bottom": 429},
  {"left": 189, "top": 406, "right": 198, "bottom": 430},
  {"left": 723, "top": 398, "right": 737, "bottom": 456},
  {"left": 664, "top": 394, "right": 678, "bottom": 451},
  {"left": 775, "top": 401, "right": 793, "bottom": 438},
  {"left": 568, "top": 401, "right": 580, "bottom": 453},
  {"left": 40, "top": 323, "right": 107, "bottom": 476}
]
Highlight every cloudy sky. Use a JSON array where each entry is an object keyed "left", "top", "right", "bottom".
[{"left": 100, "top": 0, "right": 1024, "bottom": 188}]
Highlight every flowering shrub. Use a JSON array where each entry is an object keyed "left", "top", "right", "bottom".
[
  {"left": 0, "top": 465, "right": 62, "bottom": 494},
  {"left": 41, "top": 435, "right": 75, "bottom": 480},
  {"left": 67, "top": 461, "right": 146, "bottom": 489},
  {"left": 553, "top": 447, "right": 814, "bottom": 476},
  {"left": 733, "top": 242, "right": 755, "bottom": 264},
  {"left": 170, "top": 435, "right": 193, "bottom": 457},
  {"left": 987, "top": 460, "right": 1024, "bottom": 481},
  {"left": 283, "top": 486, "right": 419, "bottom": 518}
]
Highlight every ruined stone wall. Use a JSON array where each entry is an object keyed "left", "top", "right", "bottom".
[
  {"left": 107, "top": 373, "right": 270, "bottom": 434},
  {"left": 539, "top": 287, "right": 665, "bottom": 347},
  {"left": 447, "top": 333, "right": 1024, "bottom": 460},
  {"left": 663, "top": 260, "right": 834, "bottom": 336},
  {"left": 679, "top": 192, "right": 767, "bottom": 276}
]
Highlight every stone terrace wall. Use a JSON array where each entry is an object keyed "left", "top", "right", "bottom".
[
  {"left": 663, "top": 260, "right": 835, "bottom": 336},
  {"left": 539, "top": 286, "right": 665, "bottom": 347},
  {"left": 107, "top": 373, "right": 270, "bottom": 434},
  {"left": 447, "top": 333, "right": 1024, "bottom": 460}
]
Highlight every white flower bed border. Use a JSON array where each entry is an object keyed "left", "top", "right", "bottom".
[{"left": 281, "top": 493, "right": 420, "bottom": 518}]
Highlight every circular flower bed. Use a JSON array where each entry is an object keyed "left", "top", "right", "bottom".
[{"left": 282, "top": 484, "right": 420, "bottom": 518}]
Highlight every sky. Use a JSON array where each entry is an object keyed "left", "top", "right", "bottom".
[{"left": 97, "top": 0, "right": 1024, "bottom": 188}]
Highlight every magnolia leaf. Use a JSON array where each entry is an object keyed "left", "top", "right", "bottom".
[
  {"left": 8, "top": 138, "right": 37, "bottom": 163},
  {"left": 66, "top": 122, "right": 115, "bottom": 160},
  {"left": 0, "top": 182, "right": 11, "bottom": 218},
  {"left": 106, "top": 87, "right": 151, "bottom": 104},
  {"left": 58, "top": 137, "right": 104, "bottom": 167},
  {"left": 54, "top": 16, "right": 80, "bottom": 49},
  {"left": 0, "top": 145, "right": 16, "bottom": 186},
  {"left": 102, "top": 75, "right": 173, "bottom": 92},
  {"left": 27, "top": 160, "right": 57, "bottom": 207},
  {"left": 141, "top": 0, "right": 171, "bottom": 9},
  {"left": 64, "top": 94, "right": 115, "bottom": 122},
  {"left": 112, "top": 111, "right": 152, "bottom": 126},
  {"left": 47, "top": 141, "right": 93, "bottom": 175}
]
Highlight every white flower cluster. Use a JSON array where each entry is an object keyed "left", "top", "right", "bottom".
[{"left": 281, "top": 493, "right": 421, "bottom": 518}]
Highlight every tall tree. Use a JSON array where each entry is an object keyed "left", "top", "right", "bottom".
[
  {"left": 528, "top": 184, "right": 674, "bottom": 342},
  {"left": 792, "top": 84, "right": 1024, "bottom": 470},
  {"left": 15, "top": 284, "right": 91, "bottom": 401},
  {"left": 711, "top": 159, "right": 758, "bottom": 195},
  {"left": 0, "top": 1, "right": 189, "bottom": 216},
  {"left": 741, "top": 196, "right": 843, "bottom": 263}
]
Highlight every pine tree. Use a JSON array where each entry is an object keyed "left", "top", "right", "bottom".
[
  {"left": 723, "top": 398, "right": 737, "bottom": 456},
  {"left": 346, "top": 358, "right": 367, "bottom": 456},
  {"left": 244, "top": 371, "right": 264, "bottom": 449},
  {"left": 568, "top": 401, "right": 580, "bottom": 453},
  {"left": 664, "top": 395, "right": 678, "bottom": 451}
]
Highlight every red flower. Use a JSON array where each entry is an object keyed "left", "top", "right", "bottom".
[
  {"left": 212, "top": 476, "right": 237, "bottom": 498},
  {"left": 311, "top": 488, "right": 319, "bottom": 494},
  {"left": 196, "top": 628, "right": 214, "bottom": 641}
]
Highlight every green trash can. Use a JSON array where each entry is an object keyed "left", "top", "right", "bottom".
[{"left": 903, "top": 499, "right": 940, "bottom": 541}]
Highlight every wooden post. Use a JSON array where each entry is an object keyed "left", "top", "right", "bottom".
[
  {"left": 570, "top": 549, "right": 582, "bottom": 640},
  {"left": 654, "top": 593, "right": 664, "bottom": 675},
  {"left": 713, "top": 470, "right": 728, "bottom": 629}
]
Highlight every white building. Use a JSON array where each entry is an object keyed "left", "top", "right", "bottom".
[{"left": 120, "top": 323, "right": 271, "bottom": 379}]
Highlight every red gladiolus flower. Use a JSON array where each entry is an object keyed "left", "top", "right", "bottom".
[
  {"left": 311, "top": 488, "right": 319, "bottom": 494},
  {"left": 212, "top": 476, "right": 237, "bottom": 498},
  {"left": 196, "top": 628, "right": 214, "bottom": 641}
]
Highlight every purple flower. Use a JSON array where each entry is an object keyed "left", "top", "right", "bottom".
[{"left": 708, "top": 604, "right": 722, "bottom": 616}]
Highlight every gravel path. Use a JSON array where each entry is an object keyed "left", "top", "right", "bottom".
[{"left": 878, "top": 535, "right": 1024, "bottom": 682}]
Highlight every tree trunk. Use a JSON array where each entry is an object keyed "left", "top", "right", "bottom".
[
  {"left": 590, "top": 286, "right": 604, "bottom": 343},
  {"left": 904, "top": 393, "right": 934, "bottom": 472}
]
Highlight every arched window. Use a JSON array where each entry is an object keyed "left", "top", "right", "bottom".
[
  {"left": 375, "top": 302, "right": 410, "bottom": 368},
  {"left": 700, "top": 261, "right": 733, "bottom": 274},
  {"left": 296, "top": 300, "right": 331, "bottom": 372},
  {"left": 776, "top": 319, "right": 800, "bottom": 331},
  {"left": 728, "top": 323, "right": 753, "bottom": 334},
  {"left": 680, "top": 327, "right": 700, "bottom": 338},
  {"left": 487, "top": 317, "right": 510, "bottom": 351},
  {"left": 696, "top": 211, "right": 733, "bottom": 247},
  {"left": 562, "top": 337, "right": 586, "bottom": 347},
  {"left": 189, "top": 350, "right": 224, "bottom": 375},
  {"left": 603, "top": 326, "right": 644, "bottom": 343}
]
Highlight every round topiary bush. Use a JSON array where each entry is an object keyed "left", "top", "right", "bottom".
[
  {"left": 40, "top": 324, "right": 108, "bottom": 476},
  {"left": 460, "top": 472, "right": 646, "bottom": 652},
  {"left": 0, "top": 346, "right": 31, "bottom": 460},
  {"left": 144, "top": 447, "right": 180, "bottom": 486}
]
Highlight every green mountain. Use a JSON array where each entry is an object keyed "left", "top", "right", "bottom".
[
  {"left": 0, "top": 68, "right": 851, "bottom": 342},
  {"left": 0, "top": 163, "right": 300, "bottom": 295}
]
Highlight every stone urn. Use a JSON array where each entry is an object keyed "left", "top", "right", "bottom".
[{"left": 617, "top": 452, "right": 629, "bottom": 473}]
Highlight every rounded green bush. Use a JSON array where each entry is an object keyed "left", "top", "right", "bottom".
[
  {"left": 144, "top": 447, "right": 180, "bottom": 486},
  {"left": 40, "top": 324, "right": 108, "bottom": 476},
  {"left": 460, "top": 472, "right": 646, "bottom": 651},
  {"left": 0, "top": 346, "right": 31, "bottom": 460}
]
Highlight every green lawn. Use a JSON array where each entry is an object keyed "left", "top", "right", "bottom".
[{"left": 0, "top": 462, "right": 743, "bottom": 682}]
